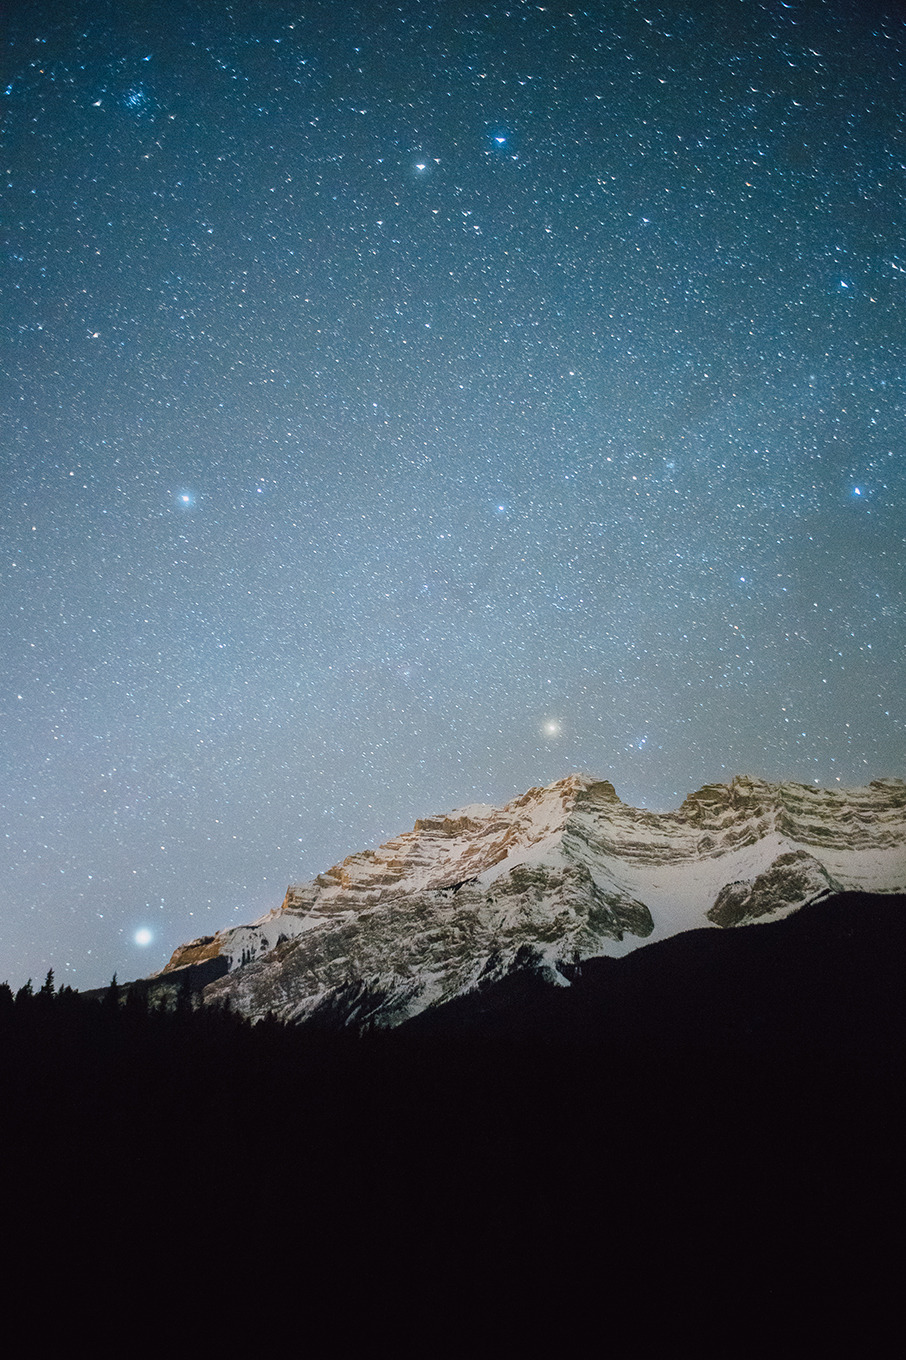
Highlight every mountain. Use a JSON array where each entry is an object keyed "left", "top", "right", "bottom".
[
  {"left": 155, "top": 773, "right": 906, "bottom": 1025},
  {"left": 402, "top": 889, "right": 906, "bottom": 1052}
]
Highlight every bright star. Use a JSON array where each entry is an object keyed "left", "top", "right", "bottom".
[
  {"left": 544, "top": 720, "right": 560, "bottom": 737},
  {"left": 134, "top": 928, "right": 153, "bottom": 946}
]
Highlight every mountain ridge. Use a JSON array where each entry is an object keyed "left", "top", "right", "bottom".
[{"left": 155, "top": 772, "right": 906, "bottom": 1026}]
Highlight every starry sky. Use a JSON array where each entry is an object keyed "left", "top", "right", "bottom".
[{"left": 2, "top": 0, "right": 904, "bottom": 990}]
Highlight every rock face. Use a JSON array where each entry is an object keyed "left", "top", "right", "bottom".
[
  {"left": 158, "top": 774, "right": 906, "bottom": 1026},
  {"left": 707, "top": 851, "right": 837, "bottom": 928}
]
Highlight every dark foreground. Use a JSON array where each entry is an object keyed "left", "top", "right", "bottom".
[{"left": 3, "top": 893, "right": 903, "bottom": 1349}]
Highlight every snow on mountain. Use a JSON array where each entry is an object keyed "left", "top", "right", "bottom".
[{"left": 157, "top": 774, "right": 906, "bottom": 1026}]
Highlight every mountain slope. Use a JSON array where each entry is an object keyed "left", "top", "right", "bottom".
[
  {"left": 401, "top": 889, "right": 906, "bottom": 1053},
  {"left": 156, "top": 773, "right": 906, "bottom": 1025}
]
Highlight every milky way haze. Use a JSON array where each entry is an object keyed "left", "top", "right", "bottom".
[{"left": 2, "top": 0, "right": 904, "bottom": 990}]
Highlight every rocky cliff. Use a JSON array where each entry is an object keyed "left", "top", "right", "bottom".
[{"left": 157, "top": 773, "right": 906, "bottom": 1026}]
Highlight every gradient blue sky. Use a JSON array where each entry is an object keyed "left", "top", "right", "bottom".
[{"left": 2, "top": 0, "right": 903, "bottom": 989}]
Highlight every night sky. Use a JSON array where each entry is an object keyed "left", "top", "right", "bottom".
[{"left": 2, "top": 0, "right": 904, "bottom": 991}]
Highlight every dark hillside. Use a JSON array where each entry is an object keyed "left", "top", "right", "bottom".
[
  {"left": 402, "top": 891, "right": 906, "bottom": 1056},
  {"left": 3, "top": 893, "right": 903, "bottom": 1345}
]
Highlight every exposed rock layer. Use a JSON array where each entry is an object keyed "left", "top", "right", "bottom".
[{"left": 158, "top": 774, "right": 906, "bottom": 1025}]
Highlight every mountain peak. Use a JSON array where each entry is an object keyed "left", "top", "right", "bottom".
[{"left": 156, "top": 773, "right": 906, "bottom": 1027}]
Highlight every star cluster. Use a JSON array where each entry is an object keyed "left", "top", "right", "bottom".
[{"left": 2, "top": 0, "right": 903, "bottom": 988}]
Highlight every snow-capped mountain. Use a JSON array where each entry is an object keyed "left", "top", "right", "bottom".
[{"left": 157, "top": 774, "right": 906, "bottom": 1026}]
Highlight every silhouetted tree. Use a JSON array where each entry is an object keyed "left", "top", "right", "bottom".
[
  {"left": 104, "top": 973, "right": 121, "bottom": 1015},
  {"left": 175, "top": 975, "right": 194, "bottom": 1020},
  {"left": 123, "top": 982, "right": 149, "bottom": 1029}
]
